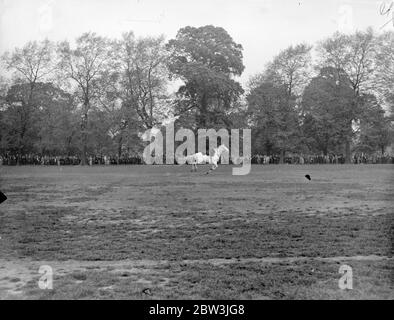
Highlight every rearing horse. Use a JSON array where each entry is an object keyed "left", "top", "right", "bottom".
[{"left": 185, "top": 144, "right": 229, "bottom": 173}]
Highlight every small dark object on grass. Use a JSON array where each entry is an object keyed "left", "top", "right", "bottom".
[
  {"left": 305, "top": 174, "right": 311, "bottom": 181},
  {"left": 142, "top": 288, "right": 152, "bottom": 295},
  {"left": 0, "top": 191, "right": 7, "bottom": 204}
]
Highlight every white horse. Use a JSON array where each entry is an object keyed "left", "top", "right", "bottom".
[{"left": 184, "top": 144, "right": 229, "bottom": 173}]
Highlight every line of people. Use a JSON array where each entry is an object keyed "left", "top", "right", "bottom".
[
  {"left": 251, "top": 154, "right": 394, "bottom": 164},
  {"left": 0, "top": 154, "right": 144, "bottom": 166},
  {"left": 1, "top": 153, "right": 393, "bottom": 165}
]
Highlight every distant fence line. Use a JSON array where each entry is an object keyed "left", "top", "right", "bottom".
[{"left": 0, "top": 154, "right": 393, "bottom": 166}]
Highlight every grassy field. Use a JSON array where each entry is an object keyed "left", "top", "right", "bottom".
[{"left": 0, "top": 164, "right": 393, "bottom": 299}]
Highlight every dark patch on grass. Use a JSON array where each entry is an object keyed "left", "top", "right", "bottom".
[{"left": 71, "top": 272, "right": 87, "bottom": 281}]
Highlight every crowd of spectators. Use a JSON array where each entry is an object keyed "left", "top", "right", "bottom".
[
  {"left": 0, "top": 154, "right": 143, "bottom": 166},
  {"left": 0, "top": 153, "right": 393, "bottom": 166},
  {"left": 250, "top": 153, "right": 394, "bottom": 164}
]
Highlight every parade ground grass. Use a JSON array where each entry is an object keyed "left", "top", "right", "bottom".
[{"left": 0, "top": 164, "right": 393, "bottom": 299}]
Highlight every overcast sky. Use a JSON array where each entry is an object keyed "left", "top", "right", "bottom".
[{"left": 0, "top": 0, "right": 392, "bottom": 85}]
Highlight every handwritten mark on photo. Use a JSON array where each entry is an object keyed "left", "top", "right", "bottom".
[{"left": 379, "top": 1, "right": 394, "bottom": 29}]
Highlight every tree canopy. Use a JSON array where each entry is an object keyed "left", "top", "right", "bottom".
[
  {"left": 0, "top": 26, "right": 392, "bottom": 163},
  {"left": 167, "top": 25, "right": 245, "bottom": 129}
]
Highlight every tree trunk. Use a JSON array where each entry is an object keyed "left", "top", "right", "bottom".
[
  {"left": 199, "top": 94, "right": 208, "bottom": 128},
  {"left": 345, "top": 138, "right": 351, "bottom": 164},
  {"left": 279, "top": 150, "right": 285, "bottom": 164},
  {"left": 80, "top": 112, "right": 88, "bottom": 166},
  {"left": 148, "top": 67, "right": 154, "bottom": 127},
  {"left": 117, "top": 136, "right": 122, "bottom": 164},
  {"left": 81, "top": 137, "right": 87, "bottom": 165}
]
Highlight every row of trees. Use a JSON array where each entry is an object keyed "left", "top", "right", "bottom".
[
  {"left": 0, "top": 32, "right": 169, "bottom": 164},
  {"left": 0, "top": 26, "right": 392, "bottom": 164},
  {"left": 248, "top": 28, "right": 393, "bottom": 163}
]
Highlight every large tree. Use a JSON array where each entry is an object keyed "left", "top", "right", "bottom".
[
  {"left": 374, "top": 31, "right": 394, "bottom": 117},
  {"left": 0, "top": 82, "right": 76, "bottom": 156},
  {"left": 264, "top": 43, "right": 312, "bottom": 98},
  {"left": 95, "top": 68, "right": 143, "bottom": 160},
  {"left": 317, "top": 28, "right": 376, "bottom": 162},
  {"left": 1, "top": 40, "right": 55, "bottom": 161},
  {"left": 355, "top": 94, "right": 393, "bottom": 155},
  {"left": 247, "top": 81, "right": 300, "bottom": 160},
  {"left": 248, "top": 43, "right": 311, "bottom": 161},
  {"left": 58, "top": 33, "right": 113, "bottom": 165},
  {"left": 116, "top": 32, "right": 169, "bottom": 130},
  {"left": 34, "top": 83, "right": 78, "bottom": 155},
  {"left": 167, "top": 25, "right": 244, "bottom": 129},
  {"left": 301, "top": 67, "right": 355, "bottom": 155},
  {"left": 0, "top": 83, "right": 41, "bottom": 155}
]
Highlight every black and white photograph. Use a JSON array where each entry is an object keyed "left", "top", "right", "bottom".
[{"left": 0, "top": 0, "right": 393, "bottom": 304}]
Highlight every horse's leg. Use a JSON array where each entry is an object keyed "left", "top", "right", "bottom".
[{"left": 206, "top": 163, "right": 217, "bottom": 174}]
